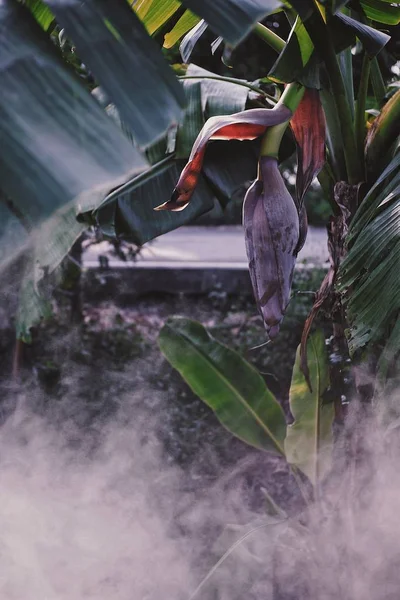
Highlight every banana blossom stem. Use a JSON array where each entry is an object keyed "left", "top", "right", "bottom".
[{"left": 261, "top": 83, "right": 306, "bottom": 158}]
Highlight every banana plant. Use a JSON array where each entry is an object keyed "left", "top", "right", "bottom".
[
  {"left": 159, "top": 317, "right": 333, "bottom": 493},
  {"left": 1, "top": 1, "right": 399, "bottom": 396}
]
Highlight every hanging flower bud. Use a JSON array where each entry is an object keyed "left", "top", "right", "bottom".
[
  {"left": 155, "top": 104, "right": 292, "bottom": 211},
  {"left": 243, "top": 156, "right": 300, "bottom": 339}
]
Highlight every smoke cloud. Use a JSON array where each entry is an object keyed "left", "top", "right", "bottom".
[{"left": 0, "top": 339, "right": 400, "bottom": 600}]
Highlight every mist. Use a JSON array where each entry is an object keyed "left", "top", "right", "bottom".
[{"left": 1, "top": 329, "right": 400, "bottom": 600}]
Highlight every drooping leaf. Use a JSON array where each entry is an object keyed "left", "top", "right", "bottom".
[
  {"left": 133, "top": 0, "right": 181, "bottom": 35},
  {"left": 0, "top": 0, "right": 148, "bottom": 336},
  {"left": 0, "top": 0, "right": 147, "bottom": 241},
  {"left": 45, "top": 0, "right": 185, "bottom": 148},
  {"left": 333, "top": 11, "right": 390, "bottom": 57},
  {"left": 271, "top": 8, "right": 390, "bottom": 88},
  {"left": 285, "top": 330, "right": 334, "bottom": 485},
  {"left": 96, "top": 63, "right": 262, "bottom": 232},
  {"left": 164, "top": 10, "right": 200, "bottom": 48},
  {"left": 180, "top": 0, "right": 282, "bottom": 46},
  {"left": 175, "top": 64, "right": 251, "bottom": 159},
  {"left": 25, "top": 0, "right": 55, "bottom": 30},
  {"left": 290, "top": 89, "right": 326, "bottom": 204},
  {"left": 156, "top": 103, "right": 292, "bottom": 211},
  {"left": 94, "top": 158, "right": 215, "bottom": 244},
  {"left": 190, "top": 64, "right": 251, "bottom": 119},
  {"left": 158, "top": 317, "right": 287, "bottom": 454}
]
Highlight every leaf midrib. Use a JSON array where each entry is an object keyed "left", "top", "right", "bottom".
[{"left": 167, "top": 326, "right": 285, "bottom": 455}]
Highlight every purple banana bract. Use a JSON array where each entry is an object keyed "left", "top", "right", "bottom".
[{"left": 243, "top": 156, "right": 301, "bottom": 339}]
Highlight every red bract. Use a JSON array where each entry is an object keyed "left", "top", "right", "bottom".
[
  {"left": 243, "top": 156, "right": 301, "bottom": 339},
  {"left": 290, "top": 89, "right": 326, "bottom": 204},
  {"left": 155, "top": 104, "right": 292, "bottom": 211}
]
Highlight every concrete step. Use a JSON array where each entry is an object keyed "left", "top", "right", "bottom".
[{"left": 83, "top": 226, "right": 328, "bottom": 299}]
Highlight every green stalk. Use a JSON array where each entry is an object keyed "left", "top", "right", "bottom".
[
  {"left": 260, "top": 83, "right": 305, "bottom": 157},
  {"left": 278, "top": 81, "right": 305, "bottom": 112},
  {"left": 304, "top": 11, "right": 362, "bottom": 184},
  {"left": 260, "top": 121, "right": 289, "bottom": 158},
  {"left": 254, "top": 22, "right": 285, "bottom": 53},
  {"left": 355, "top": 53, "right": 370, "bottom": 178},
  {"left": 252, "top": 24, "right": 304, "bottom": 159}
]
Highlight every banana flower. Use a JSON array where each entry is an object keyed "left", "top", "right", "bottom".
[{"left": 157, "top": 90, "right": 325, "bottom": 337}]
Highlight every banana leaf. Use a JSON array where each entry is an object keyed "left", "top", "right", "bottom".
[
  {"left": 338, "top": 190, "right": 400, "bottom": 354},
  {"left": 180, "top": 0, "right": 281, "bottom": 46},
  {"left": 133, "top": 0, "right": 181, "bottom": 35},
  {"left": 25, "top": 0, "right": 55, "bottom": 30},
  {"left": 164, "top": 10, "right": 200, "bottom": 48},
  {"left": 285, "top": 330, "right": 334, "bottom": 485},
  {"left": 159, "top": 317, "right": 287, "bottom": 454},
  {"left": 45, "top": 0, "right": 186, "bottom": 148},
  {"left": 95, "top": 158, "right": 215, "bottom": 244},
  {"left": 0, "top": 0, "right": 148, "bottom": 337}
]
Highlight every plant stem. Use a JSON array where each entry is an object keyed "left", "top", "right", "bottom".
[
  {"left": 355, "top": 53, "right": 370, "bottom": 178},
  {"left": 260, "top": 83, "right": 305, "bottom": 157},
  {"left": 254, "top": 22, "right": 285, "bottom": 53},
  {"left": 260, "top": 122, "right": 289, "bottom": 158},
  {"left": 278, "top": 81, "right": 305, "bottom": 112},
  {"left": 304, "top": 12, "right": 362, "bottom": 184},
  {"left": 178, "top": 75, "right": 277, "bottom": 104}
]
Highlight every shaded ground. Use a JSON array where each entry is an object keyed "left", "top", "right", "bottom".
[{"left": 0, "top": 267, "right": 325, "bottom": 516}]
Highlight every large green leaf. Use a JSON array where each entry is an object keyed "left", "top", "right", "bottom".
[
  {"left": 163, "top": 9, "right": 200, "bottom": 48},
  {"left": 0, "top": 0, "right": 148, "bottom": 336},
  {"left": 25, "top": 0, "right": 55, "bottom": 30},
  {"left": 285, "top": 330, "right": 334, "bottom": 485},
  {"left": 180, "top": 0, "right": 281, "bottom": 46},
  {"left": 94, "top": 63, "right": 259, "bottom": 240},
  {"left": 158, "top": 317, "right": 287, "bottom": 454},
  {"left": 45, "top": 0, "right": 186, "bottom": 148},
  {"left": 0, "top": 0, "right": 147, "bottom": 245},
  {"left": 133, "top": 0, "right": 181, "bottom": 35}
]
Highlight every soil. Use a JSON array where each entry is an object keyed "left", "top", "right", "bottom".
[{"left": 0, "top": 267, "right": 325, "bottom": 518}]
